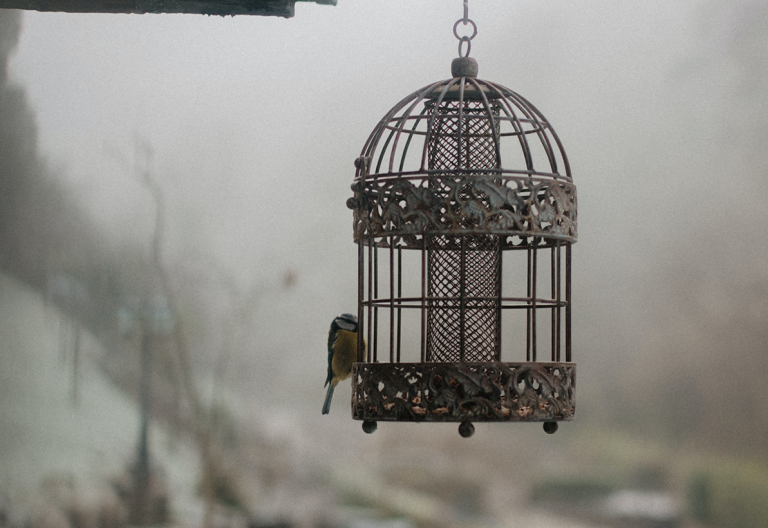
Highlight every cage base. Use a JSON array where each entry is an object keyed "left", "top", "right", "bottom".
[{"left": 352, "top": 361, "right": 574, "bottom": 423}]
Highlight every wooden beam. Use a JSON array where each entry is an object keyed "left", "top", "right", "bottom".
[{"left": 0, "top": 0, "right": 335, "bottom": 17}]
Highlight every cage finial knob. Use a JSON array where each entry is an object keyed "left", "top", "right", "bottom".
[{"left": 451, "top": 57, "right": 478, "bottom": 78}]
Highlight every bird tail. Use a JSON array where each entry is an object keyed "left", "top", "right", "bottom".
[{"left": 322, "top": 384, "right": 335, "bottom": 415}]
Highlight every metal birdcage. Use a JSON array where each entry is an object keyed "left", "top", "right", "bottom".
[{"left": 346, "top": 53, "right": 577, "bottom": 437}]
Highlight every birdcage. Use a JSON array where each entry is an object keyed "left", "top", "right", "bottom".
[{"left": 346, "top": 54, "right": 576, "bottom": 437}]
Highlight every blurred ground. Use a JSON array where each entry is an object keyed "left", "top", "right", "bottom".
[
  {"left": 0, "top": 273, "right": 204, "bottom": 526},
  {"left": 10, "top": 272, "right": 756, "bottom": 528},
  {"left": 0, "top": 272, "right": 622, "bottom": 528}
]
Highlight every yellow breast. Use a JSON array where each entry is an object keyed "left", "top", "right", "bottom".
[{"left": 331, "top": 329, "right": 360, "bottom": 385}]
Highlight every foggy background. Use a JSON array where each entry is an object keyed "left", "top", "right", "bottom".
[{"left": 1, "top": 0, "right": 767, "bottom": 527}]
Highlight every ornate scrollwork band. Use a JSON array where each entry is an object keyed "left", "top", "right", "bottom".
[
  {"left": 347, "top": 176, "right": 576, "bottom": 242},
  {"left": 347, "top": 176, "right": 577, "bottom": 243},
  {"left": 351, "top": 362, "right": 575, "bottom": 422}
]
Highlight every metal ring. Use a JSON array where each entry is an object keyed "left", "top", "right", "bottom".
[
  {"left": 453, "top": 18, "right": 478, "bottom": 41},
  {"left": 458, "top": 37, "right": 472, "bottom": 58}
]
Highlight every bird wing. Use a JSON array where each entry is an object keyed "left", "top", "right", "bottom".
[{"left": 325, "top": 323, "right": 338, "bottom": 387}]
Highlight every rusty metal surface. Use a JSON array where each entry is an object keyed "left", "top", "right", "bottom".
[
  {"left": 0, "top": 0, "right": 335, "bottom": 16},
  {"left": 350, "top": 58, "right": 576, "bottom": 428},
  {"left": 351, "top": 361, "right": 575, "bottom": 423}
]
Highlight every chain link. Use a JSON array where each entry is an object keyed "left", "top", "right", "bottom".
[{"left": 453, "top": 0, "right": 477, "bottom": 58}]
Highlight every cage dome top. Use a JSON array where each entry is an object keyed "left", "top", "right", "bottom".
[{"left": 348, "top": 58, "right": 577, "bottom": 246}]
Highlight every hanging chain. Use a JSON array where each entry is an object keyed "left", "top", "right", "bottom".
[{"left": 453, "top": 0, "right": 477, "bottom": 58}]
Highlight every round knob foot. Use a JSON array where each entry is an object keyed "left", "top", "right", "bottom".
[
  {"left": 459, "top": 421, "right": 475, "bottom": 438},
  {"left": 362, "top": 420, "right": 377, "bottom": 434},
  {"left": 543, "top": 421, "right": 559, "bottom": 434}
]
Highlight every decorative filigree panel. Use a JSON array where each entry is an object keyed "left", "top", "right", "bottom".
[
  {"left": 348, "top": 176, "right": 577, "bottom": 242},
  {"left": 351, "top": 362, "right": 575, "bottom": 422}
]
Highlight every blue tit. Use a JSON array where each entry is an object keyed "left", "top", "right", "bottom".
[{"left": 322, "top": 313, "right": 363, "bottom": 415}]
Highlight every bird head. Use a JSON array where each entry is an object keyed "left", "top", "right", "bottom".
[{"left": 334, "top": 313, "right": 358, "bottom": 332}]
